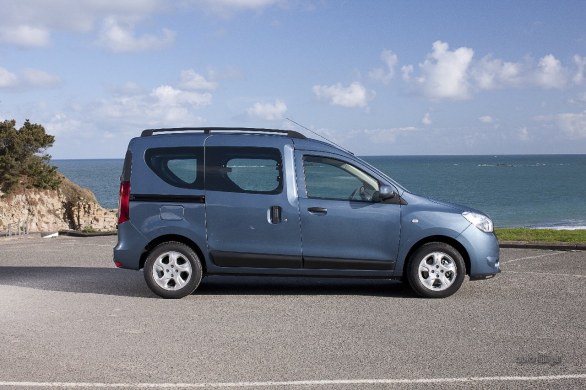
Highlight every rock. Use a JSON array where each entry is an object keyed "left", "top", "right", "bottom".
[{"left": 0, "top": 176, "right": 117, "bottom": 233}]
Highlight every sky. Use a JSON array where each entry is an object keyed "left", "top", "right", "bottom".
[{"left": 1, "top": 0, "right": 586, "bottom": 159}]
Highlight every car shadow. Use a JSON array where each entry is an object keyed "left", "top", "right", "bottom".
[
  {"left": 0, "top": 266, "right": 155, "bottom": 298},
  {"left": 197, "top": 275, "right": 417, "bottom": 298},
  {"left": 0, "top": 267, "right": 418, "bottom": 299}
]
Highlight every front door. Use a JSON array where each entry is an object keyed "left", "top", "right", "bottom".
[
  {"left": 204, "top": 135, "right": 302, "bottom": 268},
  {"left": 296, "top": 152, "right": 401, "bottom": 270}
]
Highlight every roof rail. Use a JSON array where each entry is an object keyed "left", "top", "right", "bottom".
[{"left": 141, "top": 127, "right": 306, "bottom": 139}]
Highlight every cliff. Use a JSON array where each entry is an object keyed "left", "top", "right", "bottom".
[{"left": 0, "top": 174, "right": 117, "bottom": 233}]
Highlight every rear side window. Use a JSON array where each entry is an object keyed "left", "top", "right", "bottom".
[
  {"left": 206, "top": 147, "right": 282, "bottom": 194},
  {"left": 145, "top": 147, "right": 204, "bottom": 189}
]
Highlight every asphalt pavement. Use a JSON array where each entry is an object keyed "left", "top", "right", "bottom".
[{"left": 0, "top": 235, "right": 584, "bottom": 389}]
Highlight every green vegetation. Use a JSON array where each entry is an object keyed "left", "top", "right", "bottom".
[
  {"left": 0, "top": 119, "right": 60, "bottom": 194},
  {"left": 496, "top": 228, "right": 586, "bottom": 243}
]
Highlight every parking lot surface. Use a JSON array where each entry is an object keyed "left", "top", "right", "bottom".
[{"left": 0, "top": 235, "right": 585, "bottom": 389}]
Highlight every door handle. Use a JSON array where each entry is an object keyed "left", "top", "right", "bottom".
[
  {"left": 269, "top": 206, "right": 282, "bottom": 224},
  {"left": 308, "top": 207, "right": 327, "bottom": 215}
]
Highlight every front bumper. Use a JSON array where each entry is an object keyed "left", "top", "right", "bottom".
[{"left": 458, "top": 224, "right": 501, "bottom": 277}]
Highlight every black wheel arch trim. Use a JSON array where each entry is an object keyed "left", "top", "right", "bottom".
[
  {"left": 140, "top": 234, "right": 207, "bottom": 273},
  {"left": 402, "top": 236, "right": 470, "bottom": 277}
]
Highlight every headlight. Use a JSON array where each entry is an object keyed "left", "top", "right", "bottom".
[{"left": 462, "top": 211, "right": 494, "bottom": 233}]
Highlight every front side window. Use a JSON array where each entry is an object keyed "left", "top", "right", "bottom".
[
  {"left": 206, "top": 147, "right": 283, "bottom": 194},
  {"left": 303, "top": 156, "right": 379, "bottom": 201}
]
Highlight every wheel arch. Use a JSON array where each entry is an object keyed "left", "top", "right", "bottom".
[
  {"left": 140, "top": 234, "right": 207, "bottom": 273},
  {"left": 402, "top": 235, "right": 470, "bottom": 278}
]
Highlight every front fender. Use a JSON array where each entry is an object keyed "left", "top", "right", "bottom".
[{"left": 394, "top": 209, "right": 470, "bottom": 276}]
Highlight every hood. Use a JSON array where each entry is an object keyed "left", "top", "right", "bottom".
[{"left": 402, "top": 192, "right": 488, "bottom": 217}]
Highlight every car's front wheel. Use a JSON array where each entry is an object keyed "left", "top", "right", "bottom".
[
  {"left": 144, "top": 242, "right": 203, "bottom": 299},
  {"left": 406, "top": 242, "right": 465, "bottom": 298}
]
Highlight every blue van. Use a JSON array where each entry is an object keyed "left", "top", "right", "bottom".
[{"left": 114, "top": 128, "right": 499, "bottom": 298}]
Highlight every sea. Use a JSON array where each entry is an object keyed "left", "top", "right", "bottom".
[{"left": 52, "top": 154, "right": 586, "bottom": 230}]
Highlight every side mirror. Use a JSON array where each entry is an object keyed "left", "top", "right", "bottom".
[{"left": 377, "top": 185, "right": 397, "bottom": 201}]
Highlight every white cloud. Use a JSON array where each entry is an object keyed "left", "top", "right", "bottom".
[
  {"left": 479, "top": 115, "right": 494, "bottom": 124},
  {"left": 0, "top": 0, "right": 284, "bottom": 47},
  {"left": 313, "top": 82, "right": 374, "bottom": 108},
  {"left": 400, "top": 42, "right": 586, "bottom": 99},
  {"left": 96, "top": 17, "right": 175, "bottom": 53},
  {"left": 411, "top": 41, "right": 474, "bottom": 100},
  {"left": 247, "top": 99, "right": 287, "bottom": 120},
  {"left": 21, "top": 69, "right": 62, "bottom": 88},
  {"left": 0, "top": 0, "right": 163, "bottom": 48},
  {"left": 45, "top": 113, "right": 83, "bottom": 136},
  {"left": 0, "top": 25, "right": 50, "bottom": 48},
  {"left": 179, "top": 69, "right": 218, "bottom": 91},
  {"left": 194, "top": 0, "right": 283, "bottom": 17},
  {"left": 401, "top": 65, "right": 413, "bottom": 81},
  {"left": 0, "top": 66, "right": 61, "bottom": 90},
  {"left": 518, "top": 127, "right": 530, "bottom": 141},
  {"left": 369, "top": 49, "right": 398, "bottom": 84},
  {"left": 573, "top": 55, "right": 586, "bottom": 85},
  {"left": 556, "top": 111, "right": 586, "bottom": 138},
  {"left": 471, "top": 56, "right": 522, "bottom": 90},
  {"left": 363, "top": 127, "right": 417, "bottom": 144},
  {"left": 97, "top": 84, "right": 211, "bottom": 127},
  {"left": 0, "top": 67, "right": 18, "bottom": 88},
  {"left": 422, "top": 112, "right": 432, "bottom": 126},
  {"left": 534, "top": 54, "right": 568, "bottom": 89},
  {"left": 111, "top": 81, "right": 145, "bottom": 95},
  {"left": 151, "top": 85, "right": 212, "bottom": 106}
]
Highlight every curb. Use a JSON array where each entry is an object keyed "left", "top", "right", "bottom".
[
  {"left": 57, "top": 230, "right": 117, "bottom": 237},
  {"left": 499, "top": 241, "right": 586, "bottom": 251}
]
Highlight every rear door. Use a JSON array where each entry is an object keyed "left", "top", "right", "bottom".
[
  {"left": 204, "top": 135, "right": 302, "bottom": 268},
  {"left": 296, "top": 151, "right": 401, "bottom": 270}
]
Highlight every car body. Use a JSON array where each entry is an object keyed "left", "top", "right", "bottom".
[{"left": 113, "top": 127, "right": 500, "bottom": 298}]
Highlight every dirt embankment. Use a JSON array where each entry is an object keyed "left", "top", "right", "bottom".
[{"left": 0, "top": 175, "right": 117, "bottom": 233}]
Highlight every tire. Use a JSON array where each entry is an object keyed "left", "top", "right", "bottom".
[
  {"left": 406, "top": 242, "right": 465, "bottom": 298},
  {"left": 144, "top": 241, "right": 203, "bottom": 299}
]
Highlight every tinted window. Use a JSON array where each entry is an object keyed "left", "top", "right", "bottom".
[
  {"left": 303, "top": 156, "right": 379, "bottom": 201},
  {"left": 145, "top": 147, "right": 204, "bottom": 189},
  {"left": 206, "top": 147, "right": 282, "bottom": 194}
]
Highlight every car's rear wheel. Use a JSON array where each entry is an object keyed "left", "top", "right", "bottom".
[
  {"left": 144, "top": 242, "right": 203, "bottom": 299},
  {"left": 407, "top": 242, "right": 465, "bottom": 298}
]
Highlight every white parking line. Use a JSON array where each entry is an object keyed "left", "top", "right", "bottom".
[
  {"left": 1, "top": 374, "right": 585, "bottom": 388},
  {"left": 501, "top": 251, "right": 563, "bottom": 264},
  {"left": 507, "top": 270, "right": 586, "bottom": 278}
]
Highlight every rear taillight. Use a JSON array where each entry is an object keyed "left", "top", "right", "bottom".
[{"left": 118, "top": 180, "right": 130, "bottom": 224}]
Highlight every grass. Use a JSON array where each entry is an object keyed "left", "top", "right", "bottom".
[{"left": 495, "top": 228, "right": 586, "bottom": 243}]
